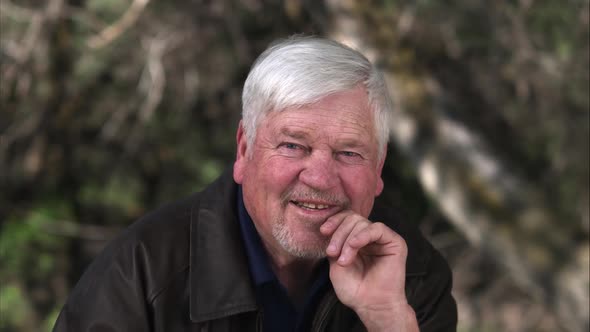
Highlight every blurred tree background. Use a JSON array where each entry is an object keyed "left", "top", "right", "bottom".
[{"left": 0, "top": 0, "right": 588, "bottom": 331}]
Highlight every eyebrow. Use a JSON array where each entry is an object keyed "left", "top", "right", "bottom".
[
  {"left": 280, "top": 127, "right": 311, "bottom": 140},
  {"left": 336, "top": 139, "right": 364, "bottom": 148}
]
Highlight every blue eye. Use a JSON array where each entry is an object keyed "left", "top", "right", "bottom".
[
  {"left": 277, "top": 142, "right": 307, "bottom": 157},
  {"left": 340, "top": 151, "right": 361, "bottom": 158},
  {"left": 337, "top": 151, "right": 366, "bottom": 164}
]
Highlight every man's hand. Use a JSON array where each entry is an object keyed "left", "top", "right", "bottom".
[{"left": 320, "top": 211, "right": 419, "bottom": 332}]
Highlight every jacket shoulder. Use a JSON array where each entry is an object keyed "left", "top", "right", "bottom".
[
  {"left": 53, "top": 191, "right": 204, "bottom": 331},
  {"left": 113, "top": 192, "right": 202, "bottom": 299}
]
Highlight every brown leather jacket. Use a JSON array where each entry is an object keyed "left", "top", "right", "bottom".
[{"left": 53, "top": 170, "right": 457, "bottom": 331}]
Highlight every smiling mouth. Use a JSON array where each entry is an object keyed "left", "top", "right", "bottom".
[{"left": 290, "top": 200, "right": 331, "bottom": 210}]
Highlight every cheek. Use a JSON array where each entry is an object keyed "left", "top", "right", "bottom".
[
  {"left": 265, "top": 156, "right": 303, "bottom": 182},
  {"left": 247, "top": 157, "right": 302, "bottom": 206},
  {"left": 341, "top": 168, "right": 381, "bottom": 209}
]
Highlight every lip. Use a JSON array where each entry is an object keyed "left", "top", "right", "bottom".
[
  {"left": 291, "top": 199, "right": 335, "bottom": 209},
  {"left": 287, "top": 200, "right": 342, "bottom": 223}
]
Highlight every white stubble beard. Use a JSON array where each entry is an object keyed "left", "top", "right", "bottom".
[{"left": 271, "top": 215, "right": 329, "bottom": 260}]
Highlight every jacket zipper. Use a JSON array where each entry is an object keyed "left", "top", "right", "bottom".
[
  {"left": 311, "top": 291, "right": 338, "bottom": 331},
  {"left": 256, "top": 310, "right": 264, "bottom": 332}
]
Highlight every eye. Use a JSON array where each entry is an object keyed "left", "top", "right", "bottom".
[
  {"left": 340, "top": 151, "right": 360, "bottom": 157},
  {"left": 277, "top": 142, "right": 307, "bottom": 156},
  {"left": 283, "top": 143, "right": 300, "bottom": 150},
  {"left": 337, "top": 151, "right": 365, "bottom": 163}
]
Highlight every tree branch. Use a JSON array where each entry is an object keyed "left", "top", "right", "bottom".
[{"left": 86, "top": 0, "right": 150, "bottom": 49}]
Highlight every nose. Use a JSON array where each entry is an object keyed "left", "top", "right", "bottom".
[{"left": 298, "top": 151, "right": 340, "bottom": 191}]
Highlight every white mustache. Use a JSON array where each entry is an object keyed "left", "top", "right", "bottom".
[{"left": 281, "top": 187, "right": 350, "bottom": 208}]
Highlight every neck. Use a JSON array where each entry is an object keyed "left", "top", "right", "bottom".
[{"left": 268, "top": 252, "right": 322, "bottom": 308}]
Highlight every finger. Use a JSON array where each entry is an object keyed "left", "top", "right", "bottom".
[
  {"left": 326, "top": 214, "right": 370, "bottom": 258},
  {"left": 338, "top": 222, "right": 407, "bottom": 265},
  {"left": 320, "top": 210, "right": 354, "bottom": 236},
  {"left": 335, "top": 220, "right": 372, "bottom": 264},
  {"left": 336, "top": 221, "right": 377, "bottom": 265}
]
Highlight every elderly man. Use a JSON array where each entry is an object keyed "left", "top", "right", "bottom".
[{"left": 54, "top": 37, "right": 457, "bottom": 332}]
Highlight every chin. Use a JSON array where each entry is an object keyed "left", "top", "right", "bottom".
[{"left": 272, "top": 225, "right": 328, "bottom": 260}]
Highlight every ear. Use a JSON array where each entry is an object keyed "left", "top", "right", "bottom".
[
  {"left": 233, "top": 120, "right": 248, "bottom": 184},
  {"left": 374, "top": 147, "right": 387, "bottom": 196}
]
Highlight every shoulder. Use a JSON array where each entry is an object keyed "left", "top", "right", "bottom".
[
  {"left": 54, "top": 191, "right": 207, "bottom": 331},
  {"left": 54, "top": 172, "right": 240, "bottom": 331},
  {"left": 126, "top": 191, "right": 198, "bottom": 255},
  {"left": 79, "top": 170, "right": 237, "bottom": 299},
  {"left": 74, "top": 192, "right": 202, "bottom": 303}
]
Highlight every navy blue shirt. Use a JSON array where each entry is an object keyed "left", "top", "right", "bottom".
[{"left": 237, "top": 187, "right": 330, "bottom": 332}]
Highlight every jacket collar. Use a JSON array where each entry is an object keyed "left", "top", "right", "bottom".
[
  {"left": 189, "top": 169, "right": 258, "bottom": 323},
  {"left": 188, "top": 170, "right": 429, "bottom": 322}
]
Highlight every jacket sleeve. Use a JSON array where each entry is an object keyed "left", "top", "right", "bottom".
[
  {"left": 53, "top": 234, "right": 152, "bottom": 332},
  {"left": 407, "top": 244, "right": 458, "bottom": 332}
]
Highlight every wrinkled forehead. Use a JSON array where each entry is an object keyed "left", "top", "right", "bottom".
[
  {"left": 270, "top": 107, "right": 374, "bottom": 132},
  {"left": 267, "top": 87, "right": 372, "bottom": 121},
  {"left": 261, "top": 90, "right": 377, "bottom": 144}
]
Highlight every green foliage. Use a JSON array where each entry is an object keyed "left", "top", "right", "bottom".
[
  {"left": 79, "top": 171, "right": 142, "bottom": 216},
  {"left": 0, "top": 285, "right": 32, "bottom": 331},
  {"left": 0, "top": 202, "right": 70, "bottom": 331},
  {"left": 1, "top": 203, "right": 68, "bottom": 280}
]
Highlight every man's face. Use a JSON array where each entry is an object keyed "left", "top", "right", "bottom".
[{"left": 233, "top": 87, "right": 385, "bottom": 261}]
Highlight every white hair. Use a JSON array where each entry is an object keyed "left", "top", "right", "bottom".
[{"left": 241, "top": 36, "right": 393, "bottom": 161}]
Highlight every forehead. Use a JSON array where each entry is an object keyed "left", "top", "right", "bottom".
[{"left": 262, "top": 88, "right": 376, "bottom": 141}]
